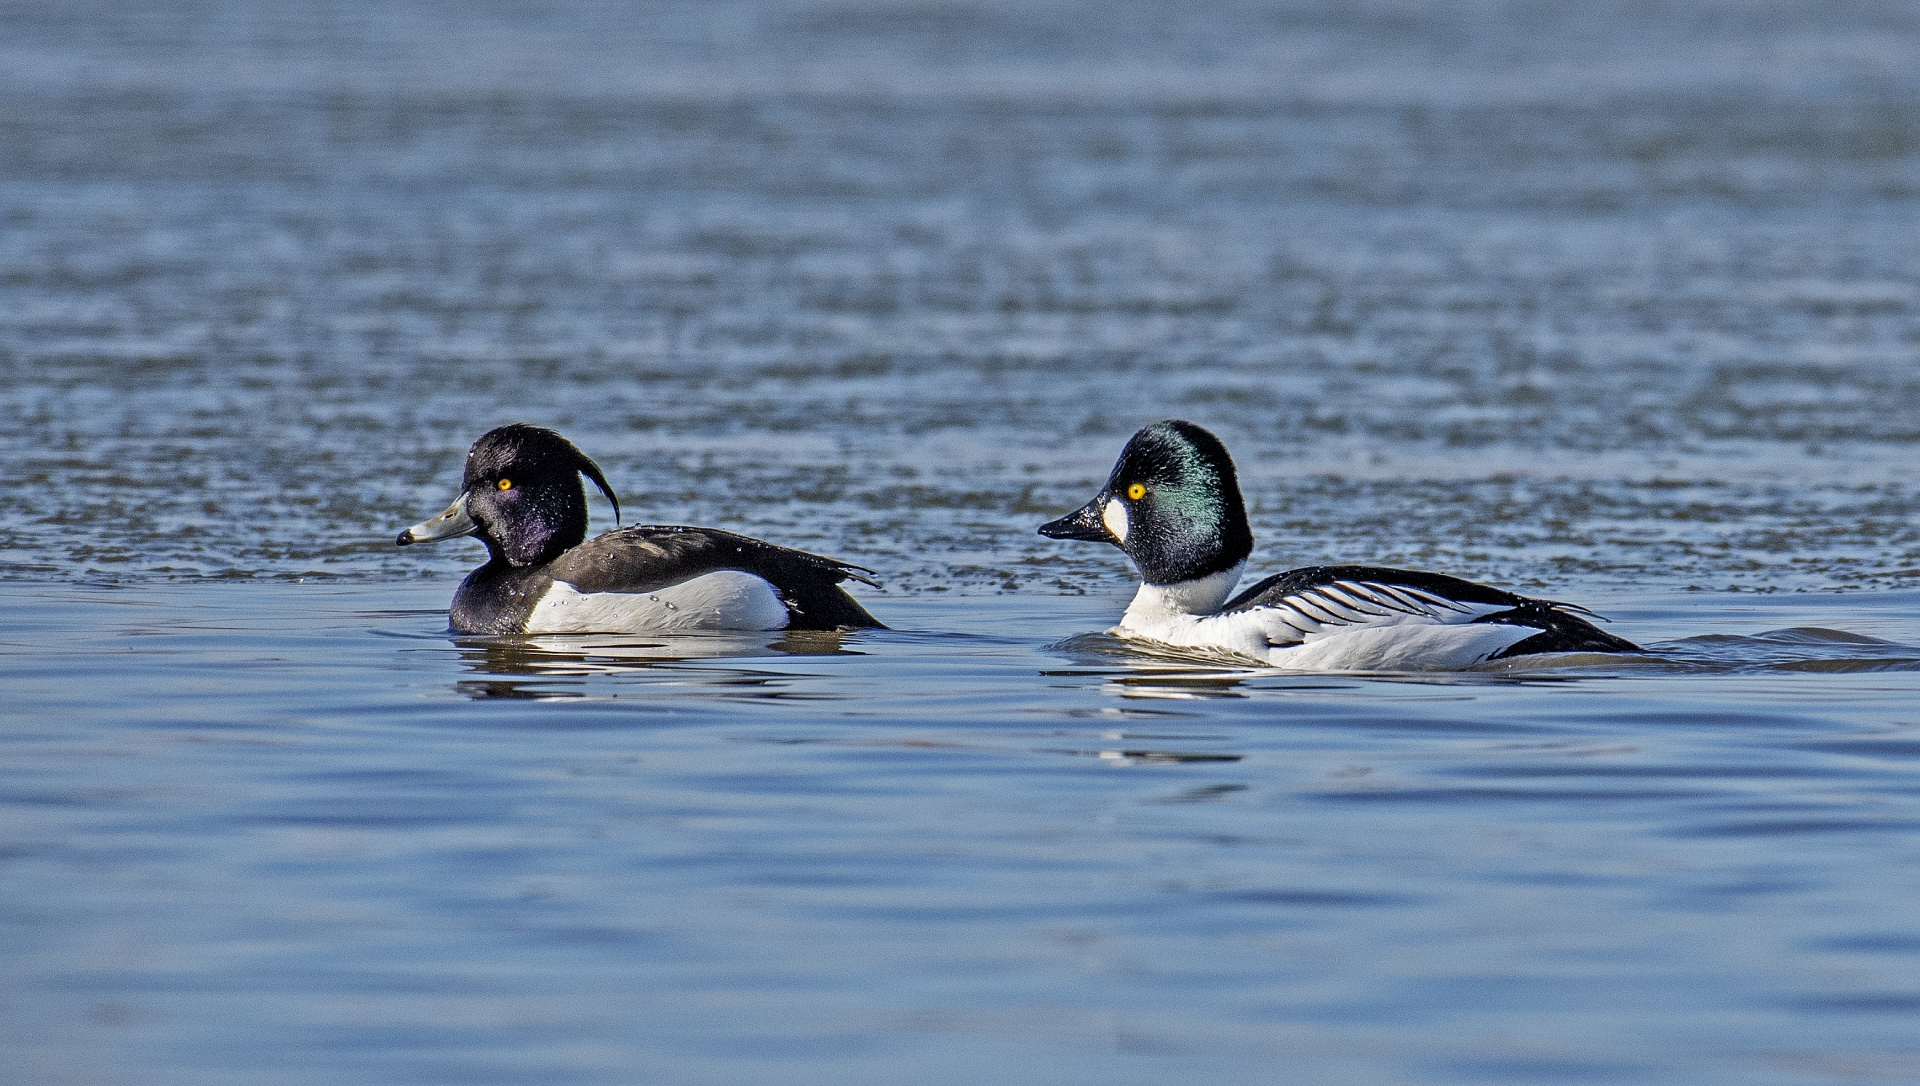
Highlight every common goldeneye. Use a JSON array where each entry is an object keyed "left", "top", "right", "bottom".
[
  {"left": 398, "top": 424, "right": 883, "bottom": 634},
  {"left": 1038, "top": 420, "right": 1638, "bottom": 670}
]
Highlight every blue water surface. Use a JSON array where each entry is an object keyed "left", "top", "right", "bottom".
[
  {"left": 7, "top": 584, "right": 1920, "bottom": 1084},
  {"left": 5, "top": 0, "right": 1920, "bottom": 1082}
]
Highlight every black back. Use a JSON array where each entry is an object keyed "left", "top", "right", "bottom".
[
  {"left": 448, "top": 525, "right": 883, "bottom": 634},
  {"left": 548, "top": 525, "right": 883, "bottom": 630}
]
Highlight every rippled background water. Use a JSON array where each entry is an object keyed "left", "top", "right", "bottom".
[{"left": 4, "top": 1, "right": 1920, "bottom": 1083}]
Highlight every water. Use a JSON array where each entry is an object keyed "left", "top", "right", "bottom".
[
  {"left": 7, "top": 585, "right": 1920, "bottom": 1084},
  {"left": 4, "top": 0, "right": 1920, "bottom": 1082}
]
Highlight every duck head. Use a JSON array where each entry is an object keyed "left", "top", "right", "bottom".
[
  {"left": 1038, "top": 419, "right": 1253, "bottom": 586},
  {"left": 397, "top": 424, "right": 620, "bottom": 567}
]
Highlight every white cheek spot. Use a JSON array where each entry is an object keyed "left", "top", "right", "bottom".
[{"left": 1102, "top": 499, "right": 1130, "bottom": 543}]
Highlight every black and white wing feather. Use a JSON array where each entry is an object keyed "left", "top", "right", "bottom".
[{"left": 1222, "top": 565, "right": 1635, "bottom": 657}]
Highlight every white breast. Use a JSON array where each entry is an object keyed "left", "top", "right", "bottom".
[{"left": 523, "top": 571, "right": 790, "bottom": 634}]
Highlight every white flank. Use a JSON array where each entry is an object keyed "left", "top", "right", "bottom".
[
  {"left": 524, "top": 571, "right": 789, "bottom": 634},
  {"left": 1112, "top": 571, "right": 1541, "bottom": 671},
  {"left": 1264, "top": 622, "right": 1536, "bottom": 671},
  {"left": 1102, "top": 499, "right": 1130, "bottom": 543}
]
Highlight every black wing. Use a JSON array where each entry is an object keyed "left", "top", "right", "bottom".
[
  {"left": 547, "top": 525, "right": 884, "bottom": 630},
  {"left": 1221, "top": 565, "right": 1637, "bottom": 656}
]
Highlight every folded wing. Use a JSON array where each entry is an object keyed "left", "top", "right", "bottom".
[
  {"left": 1223, "top": 565, "right": 1635, "bottom": 657},
  {"left": 547, "top": 525, "right": 884, "bottom": 630}
]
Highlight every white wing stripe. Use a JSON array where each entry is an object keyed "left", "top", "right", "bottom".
[
  {"left": 1288, "top": 596, "right": 1344, "bottom": 624},
  {"left": 1320, "top": 584, "right": 1393, "bottom": 617},
  {"left": 1307, "top": 593, "right": 1373, "bottom": 623},
  {"left": 1344, "top": 582, "right": 1426, "bottom": 616},
  {"left": 1259, "top": 606, "right": 1317, "bottom": 639},
  {"left": 1395, "top": 584, "right": 1475, "bottom": 614},
  {"left": 1277, "top": 607, "right": 1319, "bottom": 634},
  {"left": 1370, "top": 584, "right": 1432, "bottom": 613}
]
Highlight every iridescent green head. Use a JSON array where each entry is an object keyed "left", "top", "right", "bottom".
[{"left": 1038, "top": 420, "right": 1254, "bottom": 585}]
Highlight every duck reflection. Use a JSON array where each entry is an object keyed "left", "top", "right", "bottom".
[
  {"left": 1101, "top": 671, "right": 1254, "bottom": 701},
  {"left": 1047, "top": 629, "right": 1612, "bottom": 695},
  {"left": 448, "top": 628, "right": 864, "bottom": 701},
  {"left": 1047, "top": 631, "right": 1256, "bottom": 699}
]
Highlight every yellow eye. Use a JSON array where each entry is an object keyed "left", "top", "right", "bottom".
[
  {"left": 1126, "top": 483, "right": 1145, "bottom": 500},
  {"left": 496, "top": 478, "right": 513, "bottom": 490}
]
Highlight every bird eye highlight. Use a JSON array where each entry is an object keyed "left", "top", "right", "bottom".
[
  {"left": 496, "top": 478, "right": 513, "bottom": 490},
  {"left": 1126, "top": 483, "right": 1145, "bottom": 500}
]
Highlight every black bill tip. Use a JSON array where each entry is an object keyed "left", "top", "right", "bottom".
[{"left": 1037, "top": 499, "right": 1114, "bottom": 543}]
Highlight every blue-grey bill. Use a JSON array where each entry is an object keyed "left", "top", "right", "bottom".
[{"left": 397, "top": 493, "right": 477, "bottom": 546}]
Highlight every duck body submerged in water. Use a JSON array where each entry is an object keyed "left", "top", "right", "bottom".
[
  {"left": 1039, "top": 420, "right": 1638, "bottom": 671},
  {"left": 398, "top": 425, "right": 882, "bottom": 634}
]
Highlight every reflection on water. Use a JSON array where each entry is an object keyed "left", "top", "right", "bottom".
[
  {"left": 1060, "top": 746, "right": 1243, "bottom": 765},
  {"left": 451, "top": 668, "right": 844, "bottom": 702},
  {"left": 743, "top": 731, "right": 1244, "bottom": 765},
  {"left": 1099, "top": 673, "right": 1256, "bottom": 701},
  {"left": 6, "top": 583, "right": 1920, "bottom": 1086},
  {"left": 447, "top": 627, "right": 867, "bottom": 699},
  {"left": 1054, "top": 625, "right": 1920, "bottom": 684},
  {"left": 1651, "top": 627, "right": 1920, "bottom": 674}
]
